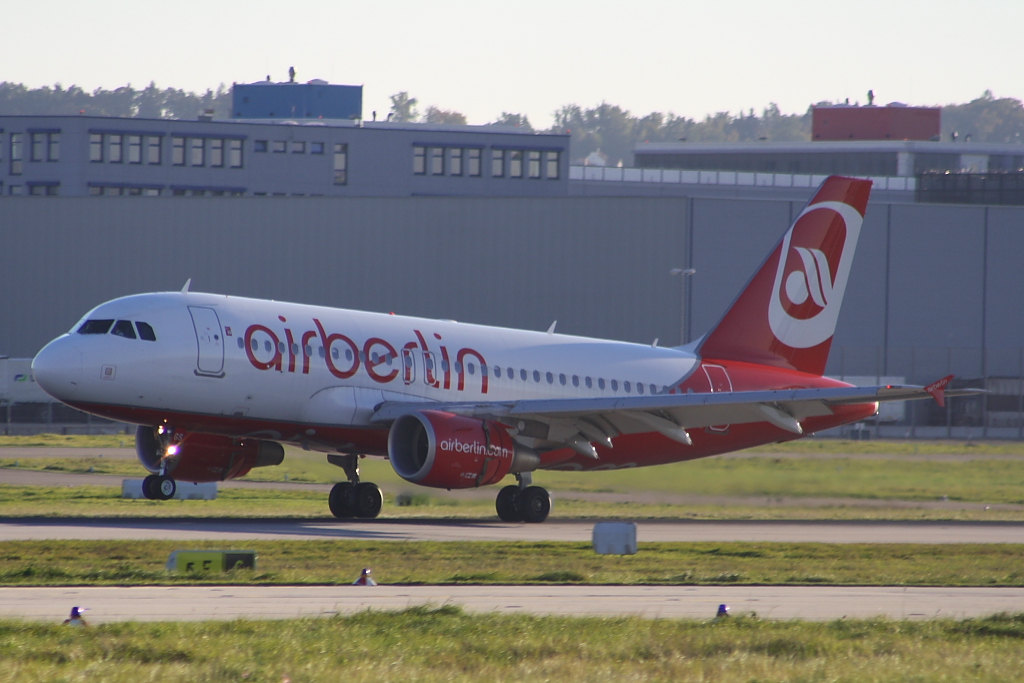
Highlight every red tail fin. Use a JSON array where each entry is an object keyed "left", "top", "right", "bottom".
[{"left": 697, "top": 175, "right": 872, "bottom": 376}]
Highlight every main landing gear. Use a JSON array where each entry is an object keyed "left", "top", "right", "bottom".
[
  {"left": 327, "top": 453, "right": 383, "bottom": 519},
  {"left": 496, "top": 473, "right": 551, "bottom": 523},
  {"left": 141, "top": 473, "right": 176, "bottom": 500}
]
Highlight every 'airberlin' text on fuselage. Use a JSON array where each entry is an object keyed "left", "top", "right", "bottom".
[{"left": 242, "top": 319, "right": 490, "bottom": 393}]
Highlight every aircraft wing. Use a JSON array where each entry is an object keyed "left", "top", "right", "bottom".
[{"left": 371, "top": 377, "right": 983, "bottom": 447}]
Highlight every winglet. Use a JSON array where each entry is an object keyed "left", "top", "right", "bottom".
[
  {"left": 181, "top": 278, "right": 192, "bottom": 294},
  {"left": 546, "top": 321, "right": 557, "bottom": 335},
  {"left": 924, "top": 375, "right": 953, "bottom": 408}
]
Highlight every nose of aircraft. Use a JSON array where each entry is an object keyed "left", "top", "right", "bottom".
[{"left": 32, "top": 337, "right": 83, "bottom": 400}]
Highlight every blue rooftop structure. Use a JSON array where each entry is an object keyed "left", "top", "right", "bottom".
[{"left": 232, "top": 78, "right": 362, "bottom": 121}]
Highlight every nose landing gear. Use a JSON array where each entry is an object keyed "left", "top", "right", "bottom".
[
  {"left": 142, "top": 473, "right": 176, "bottom": 500},
  {"left": 496, "top": 473, "right": 551, "bottom": 523},
  {"left": 327, "top": 453, "right": 383, "bottom": 519}
]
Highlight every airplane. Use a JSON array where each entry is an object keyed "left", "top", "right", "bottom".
[{"left": 31, "top": 175, "right": 975, "bottom": 523}]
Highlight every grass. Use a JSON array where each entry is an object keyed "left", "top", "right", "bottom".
[
  {"left": 3, "top": 484, "right": 1024, "bottom": 521},
  {"left": 6, "top": 452, "right": 1024, "bottom": 504},
  {"left": 2, "top": 539, "right": 1024, "bottom": 587},
  {"left": 2, "top": 609, "right": 1024, "bottom": 682}
]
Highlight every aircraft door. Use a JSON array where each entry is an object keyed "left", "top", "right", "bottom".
[
  {"left": 703, "top": 364, "right": 733, "bottom": 432},
  {"left": 189, "top": 306, "right": 225, "bottom": 377}
]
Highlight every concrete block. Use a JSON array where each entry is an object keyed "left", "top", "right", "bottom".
[{"left": 122, "top": 479, "right": 218, "bottom": 500}]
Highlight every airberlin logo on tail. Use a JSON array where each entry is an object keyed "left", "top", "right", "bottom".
[{"left": 768, "top": 200, "right": 863, "bottom": 349}]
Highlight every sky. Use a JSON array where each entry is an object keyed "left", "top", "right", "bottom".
[{"left": 4, "top": 0, "right": 1022, "bottom": 127}]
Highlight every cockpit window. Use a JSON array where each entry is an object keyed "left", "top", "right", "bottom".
[
  {"left": 78, "top": 319, "right": 114, "bottom": 335},
  {"left": 136, "top": 321, "right": 156, "bottom": 341},
  {"left": 111, "top": 320, "right": 137, "bottom": 339}
]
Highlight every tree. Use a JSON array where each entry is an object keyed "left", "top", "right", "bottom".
[
  {"left": 389, "top": 92, "right": 419, "bottom": 122},
  {"left": 941, "top": 91, "right": 1024, "bottom": 144},
  {"left": 423, "top": 106, "right": 467, "bottom": 125},
  {"left": 490, "top": 112, "right": 533, "bottom": 131}
]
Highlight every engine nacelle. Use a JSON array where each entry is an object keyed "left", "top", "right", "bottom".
[
  {"left": 135, "top": 426, "right": 285, "bottom": 482},
  {"left": 387, "top": 410, "right": 538, "bottom": 489}
]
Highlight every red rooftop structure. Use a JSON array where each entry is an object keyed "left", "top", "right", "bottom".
[{"left": 812, "top": 105, "right": 940, "bottom": 141}]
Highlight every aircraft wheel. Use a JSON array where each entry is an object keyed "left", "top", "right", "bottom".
[
  {"left": 329, "top": 482, "right": 355, "bottom": 518},
  {"left": 155, "top": 475, "right": 176, "bottom": 500},
  {"left": 495, "top": 485, "right": 523, "bottom": 522},
  {"left": 142, "top": 474, "right": 158, "bottom": 500},
  {"left": 353, "top": 482, "right": 383, "bottom": 519},
  {"left": 519, "top": 486, "right": 552, "bottom": 523}
]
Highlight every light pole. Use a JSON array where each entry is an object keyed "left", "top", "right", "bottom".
[{"left": 670, "top": 268, "right": 696, "bottom": 345}]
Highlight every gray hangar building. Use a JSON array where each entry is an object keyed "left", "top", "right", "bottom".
[{"left": 2, "top": 96, "right": 1023, "bottom": 437}]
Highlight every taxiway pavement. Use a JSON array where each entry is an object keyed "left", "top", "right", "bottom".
[
  {"left": 2, "top": 518, "right": 1023, "bottom": 543},
  {"left": 6, "top": 584, "right": 1024, "bottom": 623}
]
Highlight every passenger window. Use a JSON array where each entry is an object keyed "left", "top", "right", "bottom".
[
  {"left": 651, "top": 384, "right": 657, "bottom": 394},
  {"left": 78, "top": 319, "right": 114, "bottom": 334},
  {"left": 585, "top": 377, "right": 592, "bottom": 388},
  {"left": 251, "top": 339, "right": 258, "bottom": 352},
  {"left": 611, "top": 380, "right": 618, "bottom": 391},
  {"left": 533, "top": 370, "right": 540, "bottom": 383},
  {"left": 572, "top": 375, "right": 579, "bottom": 387},
  {"left": 637, "top": 383, "right": 644, "bottom": 395},
  {"left": 332, "top": 348, "right": 339, "bottom": 360},
  {"left": 318, "top": 347, "right": 326, "bottom": 358},
  {"left": 304, "top": 345, "right": 312, "bottom": 357},
  {"left": 624, "top": 381, "right": 631, "bottom": 393},
  {"left": 546, "top": 372, "right": 554, "bottom": 384},
  {"left": 598, "top": 378, "right": 605, "bottom": 390},
  {"left": 507, "top": 367, "right": 513, "bottom": 379},
  {"left": 467, "top": 363, "right": 475, "bottom": 375},
  {"left": 265, "top": 341, "right": 273, "bottom": 352},
  {"left": 520, "top": 369, "right": 527, "bottom": 381},
  {"left": 237, "top": 338, "right": 244, "bottom": 349},
  {"left": 111, "top": 320, "right": 137, "bottom": 339},
  {"left": 136, "top": 321, "right": 157, "bottom": 341},
  {"left": 559, "top": 373, "right": 566, "bottom": 385}
]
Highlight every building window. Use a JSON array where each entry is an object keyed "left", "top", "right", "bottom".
[
  {"left": 147, "top": 137, "right": 161, "bottom": 164},
  {"left": 229, "top": 140, "right": 242, "bottom": 168},
  {"left": 109, "top": 134, "right": 123, "bottom": 163},
  {"left": 546, "top": 151, "right": 560, "bottom": 179},
  {"left": 290, "top": 141, "right": 305, "bottom": 154},
  {"left": 172, "top": 137, "right": 185, "bottom": 165},
  {"left": 333, "top": 143, "right": 347, "bottom": 185},
  {"left": 10, "top": 133, "right": 22, "bottom": 175},
  {"left": 272, "top": 140, "right": 286, "bottom": 153},
  {"left": 449, "top": 148, "right": 463, "bottom": 176},
  {"left": 89, "top": 186, "right": 103, "bottom": 196},
  {"left": 311, "top": 141, "right": 324, "bottom": 154},
  {"left": 128, "top": 135, "right": 142, "bottom": 164},
  {"left": 431, "top": 147, "right": 444, "bottom": 175},
  {"left": 47, "top": 133, "right": 60, "bottom": 161},
  {"left": 528, "top": 150, "right": 541, "bottom": 178},
  {"left": 30, "top": 133, "right": 44, "bottom": 161},
  {"left": 90, "top": 134, "right": 103, "bottom": 162},
  {"left": 210, "top": 138, "right": 224, "bottom": 167},
  {"left": 254, "top": 140, "right": 268, "bottom": 152},
  {"left": 491, "top": 149, "right": 504, "bottom": 177},
  {"left": 29, "top": 184, "right": 59, "bottom": 196},
  {"left": 468, "top": 148, "right": 481, "bottom": 176},
  {"left": 190, "top": 138, "right": 204, "bottom": 166},
  {"left": 510, "top": 150, "right": 523, "bottom": 178},
  {"left": 413, "top": 146, "right": 426, "bottom": 174},
  {"left": 143, "top": 188, "right": 160, "bottom": 196}
]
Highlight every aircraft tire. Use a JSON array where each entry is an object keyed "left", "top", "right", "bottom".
[
  {"left": 155, "top": 475, "right": 176, "bottom": 500},
  {"left": 495, "top": 485, "right": 523, "bottom": 522},
  {"left": 519, "top": 486, "right": 551, "bottom": 523},
  {"left": 142, "top": 474, "right": 158, "bottom": 500},
  {"left": 329, "top": 482, "right": 355, "bottom": 518},
  {"left": 353, "top": 482, "right": 383, "bottom": 519}
]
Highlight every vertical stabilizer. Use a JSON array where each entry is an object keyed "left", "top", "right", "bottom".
[{"left": 696, "top": 175, "right": 872, "bottom": 376}]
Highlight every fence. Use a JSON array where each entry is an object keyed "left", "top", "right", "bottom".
[{"left": 570, "top": 166, "right": 917, "bottom": 192}]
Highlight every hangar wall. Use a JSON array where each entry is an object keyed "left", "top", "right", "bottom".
[{"left": 2, "top": 196, "right": 1022, "bottom": 385}]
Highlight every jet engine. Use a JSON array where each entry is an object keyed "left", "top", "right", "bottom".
[
  {"left": 135, "top": 426, "right": 285, "bottom": 482},
  {"left": 387, "top": 410, "right": 538, "bottom": 489}
]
